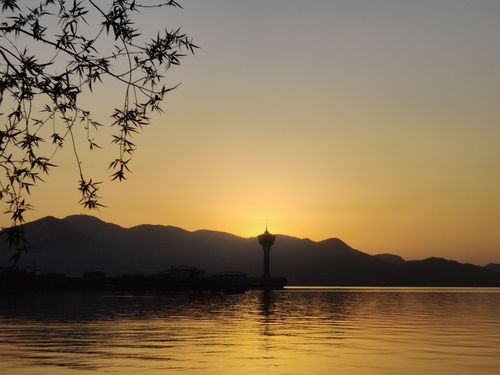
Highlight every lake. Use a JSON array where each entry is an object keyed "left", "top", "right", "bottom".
[{"left": 0, "top": 288, "right": 499, "bottom": 374}]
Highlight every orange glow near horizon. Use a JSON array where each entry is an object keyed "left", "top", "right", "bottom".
[{"left": 1, "top": 1, "right": 500, "bottom": 265}]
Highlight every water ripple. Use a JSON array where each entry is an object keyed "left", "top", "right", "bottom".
[{"left": 0, "top": 288, "right": 499, "bottom": 374}]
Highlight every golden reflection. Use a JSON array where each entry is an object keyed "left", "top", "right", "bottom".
[{"left": 1, "top": 290, "right": 500, "bottom": 374}]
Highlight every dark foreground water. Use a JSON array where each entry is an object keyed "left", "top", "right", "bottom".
[{"left": 0, "top": 288, "right": 499, "bottom": 374}]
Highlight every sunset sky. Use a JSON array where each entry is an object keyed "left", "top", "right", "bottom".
[{"left": 3, "top": 0, "right": 500, "bottom": 265}]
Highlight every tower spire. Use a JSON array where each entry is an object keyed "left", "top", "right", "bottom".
[{"left": 258, "top": 227, "right": 276, "bottom": 283}]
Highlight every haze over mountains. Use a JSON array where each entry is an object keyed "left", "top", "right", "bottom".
[{"left": 1, "top": 215, "right": 499, "bottom": 286}]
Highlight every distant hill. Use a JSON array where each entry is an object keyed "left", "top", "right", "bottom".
[
  {"left": 486, "top": 263, "right": 500, "bottom": 273},
  {"left": 1, "top": 215, "right": 499, "bottom": 286},
  {"left": 374, "top": 253, "right": 406, "bottom": 265}
]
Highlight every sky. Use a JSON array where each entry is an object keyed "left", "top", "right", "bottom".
[{"left": 2, "top": 0, "right": 500, "bottom": 265}]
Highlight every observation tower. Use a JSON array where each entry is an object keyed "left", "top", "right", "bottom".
[{"left": 258, "top": 227, "right": 276, "bottom": 282}]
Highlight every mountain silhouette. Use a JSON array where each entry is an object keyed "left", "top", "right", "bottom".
[
  {"left": 1, "top": 215, "right": 499, "bottom": 286},
  {"left": 485, "top": 263, "right": 500, "bottom": 273},
  {"left": 374, "top": 253, "right": 406, "bottom": 265}
]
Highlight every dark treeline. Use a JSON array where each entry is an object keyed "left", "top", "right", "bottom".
[{"left": 0, "top": 268, "right": 287, "bottom": 293}]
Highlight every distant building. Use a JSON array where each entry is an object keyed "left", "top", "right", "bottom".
[
  {"left": 212, "top": 271, "right": 247, "bottom": 283},
  {"left": 257, "top": 228, "right": 287, "bottom": 289},
  {"left": 212, "top": 272, "right": 248, "bottom": 293},
  {"left": 258, "top": 227, "right": 276, "bottom": 281},
  {"left": 162, "top": 266, "right": 205, "bottom": 281}
]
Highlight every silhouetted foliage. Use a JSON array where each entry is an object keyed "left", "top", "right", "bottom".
[{"left": 0, "top": 0, "right": 197, "bottom": 260}]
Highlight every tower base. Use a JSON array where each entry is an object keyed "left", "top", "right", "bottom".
[{"left": 257, "top": 276, "right": 287, "bottom": 290}]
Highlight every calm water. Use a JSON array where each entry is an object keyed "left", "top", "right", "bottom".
[{"left": 0, "top": 288, "right": 499, "bottom": 374}]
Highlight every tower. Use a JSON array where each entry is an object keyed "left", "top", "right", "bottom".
[{"left": 258, "top": 227, "right": 276, "bottom": 281}]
